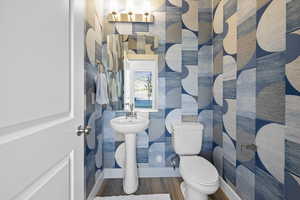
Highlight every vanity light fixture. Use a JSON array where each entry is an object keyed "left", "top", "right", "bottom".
[
  {"left": 111, "top": 11, "right": 117, "bottom": 21},
  {"left": 144, "top": 12, "right": 149, "bottom": 22},
  {"left": 107, "top": 12, "right": 154, "bottom": 23},
  {"left": 128, "top": 11, "right": 133, "bottom": 21}
]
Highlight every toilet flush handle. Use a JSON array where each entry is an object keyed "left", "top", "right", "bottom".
[{"left": 241, "top": 144, "right": 257, "bottom": 152}]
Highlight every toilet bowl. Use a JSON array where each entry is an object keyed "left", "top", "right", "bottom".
[
  {"left": 179, "top": 156, "right": 219, "bottom": 200},
  {"left": 171, "top": 122, "right": 220, "bottom": 200}
]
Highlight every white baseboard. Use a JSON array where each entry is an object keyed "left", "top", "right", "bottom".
[
  {"left": 104, "top": 168, "right": 181, "bottom": 179},
  {"left": 220, "top": 177, "right": 241, "bottom": 200},
  {"left": 87, "top": 172, "right": 104, "bottom": 200}
]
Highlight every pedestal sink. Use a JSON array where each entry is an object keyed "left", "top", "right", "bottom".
[{"left": 110, "top": 116, "right": 149, "bottom": 194}]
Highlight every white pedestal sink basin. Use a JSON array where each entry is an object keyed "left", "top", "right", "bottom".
[{"left": 110, "top": 116, "right": 149, "bottom": 194}]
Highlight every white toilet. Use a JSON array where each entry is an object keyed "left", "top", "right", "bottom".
[{"left": 171, "top": 122, "right": 219, "bottom": 200}]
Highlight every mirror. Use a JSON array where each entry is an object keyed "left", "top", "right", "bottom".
[
  {"left": 134, "top": 71, "right": 153, "bottom": 109},
  {"left": 105, "top": 34, "right": 159, "bottom": 111},
  {"left": 124, "top": 54, "right": 158, "bottom": 112}
]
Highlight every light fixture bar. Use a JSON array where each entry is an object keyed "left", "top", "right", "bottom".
[{"left": 107, "top": 12, "right": 154, "bottom": 23}]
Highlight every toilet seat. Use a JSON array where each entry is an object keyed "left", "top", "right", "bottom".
[{"left": 179, "top": 156, "right": 219, "bottom": 188}]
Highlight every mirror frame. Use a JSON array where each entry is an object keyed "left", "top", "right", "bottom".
[{"left": 124, "top": 53, "right": 159, "bottom": 112}]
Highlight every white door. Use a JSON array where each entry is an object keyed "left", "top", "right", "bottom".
[{"left": 0, "top": 0, "right": 85, "bottom": 200}]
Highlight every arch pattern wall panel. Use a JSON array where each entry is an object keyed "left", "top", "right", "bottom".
[
  {"left": 211, "top": 0, "right": 300, "bottom": 199},
  {"left": 236, "top": 0, "right": 257, "bottom": 199},
  {"left": 84, "top": 0, "right": 105, "bottom": 197},
  {"left": 285, "top": 0, "right": 300, "bottom": 199},
  {"left": 181, "top": 0, "right": 199, "bottom": 121},
  {"left": 255, "top": 0, "right": 286, "bottom": 199}
]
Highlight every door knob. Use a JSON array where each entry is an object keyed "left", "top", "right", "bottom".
[{"left": 76, "top": 125, "right": 91, "bottom": 136}]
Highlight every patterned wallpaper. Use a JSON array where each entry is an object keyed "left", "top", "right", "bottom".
[
  {"left": 84, "top": 0, "right": 300, "bottom": 199},
  {"left": 99, "top": 0, "right": 213, "bottom": 170},
  {"left": 84, "top": 0, "right": 105, "bottom": 197},
  {"left": 84, "top": 0, "right": 212, "bottom": 196},
  {"left": 286, "top": 0, "right": 300, "bottom": 199},
  {"left": 211, "top": 0, "right": 300, "bottom": 200}
]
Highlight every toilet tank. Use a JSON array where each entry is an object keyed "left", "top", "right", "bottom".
[{"left": 172, "top": 122, "right": 204, "bottom": 155}]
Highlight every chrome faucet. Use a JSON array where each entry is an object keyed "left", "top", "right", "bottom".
[{"left": 125, "top": 103, "right": 137, "bottom": 119}]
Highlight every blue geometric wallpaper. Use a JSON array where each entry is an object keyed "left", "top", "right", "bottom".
[
  {"left": 96, "top": 0, "right": 213, "bottom": 172},
  {"left": 84, "top": 0, "right": 105, "bottom": 198},
  {"left": 285, "top": 0, "right": 300, "bottom": 199},
  {"left": 84, "top": 0, "right": 300, "bottom": 199},
  {"left": 84, "top": 0, "right": 213, "bottom": 197},
  {"left": 211, "top": 0, "right": 300, "bottom": 200}
]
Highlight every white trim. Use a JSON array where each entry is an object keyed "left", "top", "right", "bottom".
[
  {"left": 104, "top": 168, "right": 181, "bottom": 179},
  {"left": 220, "top": 177, "right": 241, "bottom": 200},
  {"left": 87, "top": 172, "right": 104, "bottom": 200}
]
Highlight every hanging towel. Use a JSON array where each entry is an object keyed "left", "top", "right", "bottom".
[
  {"left": 116, "top": 71, "right": 123, "bottom": 98},
  {"left": 110, "top": 75, "right": 118, "bottom": 102},
  {"left": 95, "top": 72, "right": 109, "bottom": 105}
]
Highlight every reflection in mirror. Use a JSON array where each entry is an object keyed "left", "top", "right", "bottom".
[
  {"left": 106, "top": 34, "right": 158, "bottom": 111},
  {"left": 124, "top": 53, "right": 158, "bottom": 112},
  {"left": 106, "top": 35, "right": 125, "bottom": 110},
  {"left": 134, "top": 71, "right": 153, "bottom": 109}
]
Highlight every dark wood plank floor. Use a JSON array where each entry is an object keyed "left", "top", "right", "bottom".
[{"left": 97, "top": 178, "right": 226, "bottom": 200}]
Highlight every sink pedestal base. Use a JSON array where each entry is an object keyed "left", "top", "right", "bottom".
[{"left": 123, "top": 133, "right": 138, "bottom": 194}]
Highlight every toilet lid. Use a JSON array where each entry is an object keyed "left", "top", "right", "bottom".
[{"left": 180, "top": 156, "right": 219, "bottom": 186}]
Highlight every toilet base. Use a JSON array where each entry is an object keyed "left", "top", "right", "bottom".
[
  {"left": 180, "top": 182, "right": 187, "bottom": 198},
  {"left": 180, "top": 182, "right": 208, "bottom": 200}
]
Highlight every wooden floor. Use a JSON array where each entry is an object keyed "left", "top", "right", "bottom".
[{"left": 97, "top": 178, "right": 227, "bottom": 200}]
